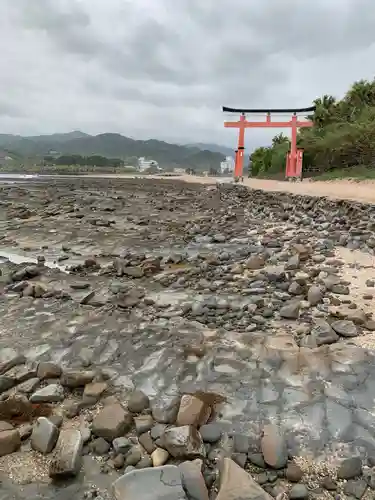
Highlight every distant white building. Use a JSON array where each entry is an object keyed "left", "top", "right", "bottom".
[
  {"left": 220, "top": 155, "right": 235, "bottom": 174},
  {"left": 137, "top": 157, "right": 160, "bottom": 172},
  {"left": 173, "top": 167, "right": 185, "bottom": 174}
]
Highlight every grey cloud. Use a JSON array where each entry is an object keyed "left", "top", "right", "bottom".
[{"left": 0, "top": 0, "right": 375, "bottom": 148}]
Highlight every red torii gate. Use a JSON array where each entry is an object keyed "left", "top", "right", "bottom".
[{"left": 222, "top": 106, "right": 315, "bottom": 180}]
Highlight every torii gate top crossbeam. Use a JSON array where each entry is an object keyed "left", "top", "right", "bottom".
[{"left": 222, "top": 105, "right": 316, "bottom": 113}]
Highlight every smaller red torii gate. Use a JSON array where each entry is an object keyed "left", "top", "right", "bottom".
[{"left": 222, "top": 106, "right": 315, "bottom": 180}]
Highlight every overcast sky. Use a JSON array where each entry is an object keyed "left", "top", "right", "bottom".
[{"left": 1, "top": 0, "right": 375, "bottom": 150}]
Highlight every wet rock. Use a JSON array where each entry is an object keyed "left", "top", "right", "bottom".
[
  {"left": 199, "top": 423, "right": 222, "bottom": 443},
  {"left": 136, "top": 456, "right": 153, "bottom": 469},
  {"left": 37, "top": 362, "right": 62, "bottom": 379},
  {"left": 343, "top": 479, "right": 367, "bottom": 499},
  {"left": 92, "top": 404, "right": 133, "bottom": 440},
  {"left": 151, "top": 395, "right": 180, "bottom": 423},
  {"left": 139, "top": 431, "right": 156, "bottom": 454},
  {"left": 0, "top": 425, "right": 21, "bottom": 456},
  {"left": 280, "top": 301, "right": 300, "bottom": 320},
  {"left": 163, "top": 425, "right": 205, "bottom": 459},
  {"left": 61, "top": 369, "right": 95, "bottom": 388},
  {"left": 289, "top": 484, "right": 308, "bottom": 499},
  {"left": 321, "top": 477, "right": 337, "bottom": 491},
  {"left": 123, "top": 266, "right": 144, "bottom": 278},
  {"left": 331, "top": 320, "right": 358, "bottom": 338},
  {"left": 92, "top": 437, "right": 111, "bottom": 455},
  {"left": 49, "top": 429, "right": 83, "bottom": 478},
  {"left": 310, "top": 321, "right": 339, "bottom": 346},
  {"left": 232, "top": 453, "right": 247, "bottom": 468},
  {"left": 176, "top": 394, "right": 211, "bottom": 427},
  {"left": 31, "top": 416, "right": 59, "bottom": 454},
  {"left": 261, "top": 425, "right": 288, "bottom": 469},
  {"left": 30, "top": 383, "right": 64, "bottom": 403},
  {"left": 233, "top": 434, "right": 251, "bottom": 454},
  {"left": 113, "top": 437, "right": 132, "bottom": 455},
  {"left": 151, "top": 447, "right": 169, "bottom": 467},
  {"left": 179, "top": 459, "right": 209, "bottom": 500},
  {"left": 245, "top": 255, "right": 265, "bottom": 270},
  {"left": 127, "top": 390, "right": 150, "bottom": 413},
  {"left": 216, "top": 457, "right": 272, "bottom": 500},
  {"left": 134, "top": 415, "right": 154, "bottom": 435},
  {"left": 112, "top": 465, "right": 187, "bottom": 500},
  {"left": 0, "top": 348, "right": 25, "bottom": 375},
  {"left": 125, "top": 447, "right": 142, "bottom": 466},
  {"left": 307, "top": 285, "right": 323, "bottom": 306},
  {"left": 16, "top": 377, "right": 40, "bottom": 394},
  {"left": 0, "top": 375, "right": 14, "bottom": 394},
  {"left": 18, "top": 422, "right": 33, "bottom": 440},
  {"left": 286, "top": 462, "right": 303, "bottom": 482},
  {"left": 337, "top": 457, "right": 362, "bottom": 479},
  {"left": 83, "top": 382, "right": 108, "bottom": 400},
  {"left": 248, "top": 452, "right": 266, "bottom": 468}
]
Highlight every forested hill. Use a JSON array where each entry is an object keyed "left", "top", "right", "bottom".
[{"left": 0, "top": 132, "right": 225, "bottom": 170}]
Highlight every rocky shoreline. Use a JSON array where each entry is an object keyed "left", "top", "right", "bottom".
[{"left": 1, "top": 177, "right": 375, "bottom": 499}]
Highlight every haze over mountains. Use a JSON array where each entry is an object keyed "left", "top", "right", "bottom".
[{"left": 0, "top": 132, "right": 229, "bottom": 170}]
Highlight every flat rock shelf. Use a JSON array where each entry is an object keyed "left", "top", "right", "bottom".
[{"left": 1, "top": 177, "right": 375, "bottom": 499}]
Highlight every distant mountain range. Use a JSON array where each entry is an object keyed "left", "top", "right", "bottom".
[
  {"left": 186, "top": 142, "right": 234, "bottom": 157},
  {"left": 0, "top": 132, "right": 229, "bottom": 170}
]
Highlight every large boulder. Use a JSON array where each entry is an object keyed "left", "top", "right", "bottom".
[
  {"left": 112, "top": 465, "right": 187, "bottom": 500},
  {"left": 49, "top": 429, "right": 83, "bottom": 478},
  {"left": 216, "top": 458, "right": 272, "bottom": 500},
  {"left": 92, "top": 403, "right": 133, "bottom": 440},
  {"left": 163, "top": 425, "right": 205, "bottom": 459}
]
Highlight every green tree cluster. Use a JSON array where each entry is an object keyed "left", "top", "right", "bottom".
[
  {"left": 44, "top": 154, "right": 124, "bottom": 168},
  {"left": 249, "top": 78, "right": 375, "bottom": 177}
]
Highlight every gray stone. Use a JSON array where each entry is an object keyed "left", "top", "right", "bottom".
[
  {"left": 49, "top": 429, "right": 83, "bottom": 478},
  {"left": 60, "top": 369, "right": 95, "bottom": 388},
  {"left": 0, "top": 427, "right": 21, "bottom": 457},
  {"left": 331, "top": 320, "right": 358, "bottom": 338},
  {"left": 92, "top": 437, "right": 111, "bottom": 455},
  {"left": 286, "top": 462, "right": 303, "bottom": 482},
  {"left": 261, "top": 425, "right": 288, "bottom": 469},
  {"left": 216, "top": 458, "right": 272, "bottom": 500},
  {"left": 163, "top": 425, "right": 205, "bottom": 459},
  {"left": 112, "top": 465, "right": 187, "bottom": 500},
  {"left": 139, "top": 432, "right": 156, "bottom": 454},
  {"left": 233, "top": 434, "right": 251, "bottom": 454},
  {"left": 136, "top": 456, "right": 153, "bottom": 469},
  {"left": 232, "top": 453, "right": 247, "bottom": 468},
  {"left": 92, "top": 403, "right": 133, "bottom": 440},
  {"left": 0, "top": 349, "right": 25, "bottom": 375},
  {"left": 289, "top": 484, "right": 308, "bottom": 499},
  {"left": 29, "top": 383, "right": 64, "bottom": 403},
  {"left": 179, "top": 459, "right": 209, "bottom": 500},
  {"left": 248, "top": 453, "right": 266, "bottom": 468},
  {"left": 337, "top": 457, "right": 362, "bottom": 479},
  {"left": 280, "top": 302, "right": 300, "bottom": 319},
  {"left": 343, "top": 479, "right": 367, "bottom": 499},
  {"left": 125, "top": 448, "right": 142, "bottom": 466},
  {"left": 128, "top": 390, "right": 150, "bottom": 413},
  {"left": 17, "top": 377, "right": 40, "bottom": 394},
  {"left": 307, "top": 285, "right": 323, "bottom": 306},
  {"left": 123, "top": 266, "right": 144, "bottom": 278},
  {"left": 199, "top": 423, "right": 222, "bottom": 443},
  {"left": 151, "top": 395, "right": 180, "bottom": 424},
  {"left": 134, "top": 414, "right": 154, "bottom": 435},
  {"left": 37, "top": 362, "right": 62, "bottom": 379},
  {"left": 311, "top": 321, "right": 339, "bottom": 346},
  {"left": 113, "top": 437, "right": 132, "bottom": 455},
  {"left": 0, "top": 375, "right": 14, "bottom": 394},
  {"left": 31, "top": 417, "right": 59, "bottom": 454}
]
